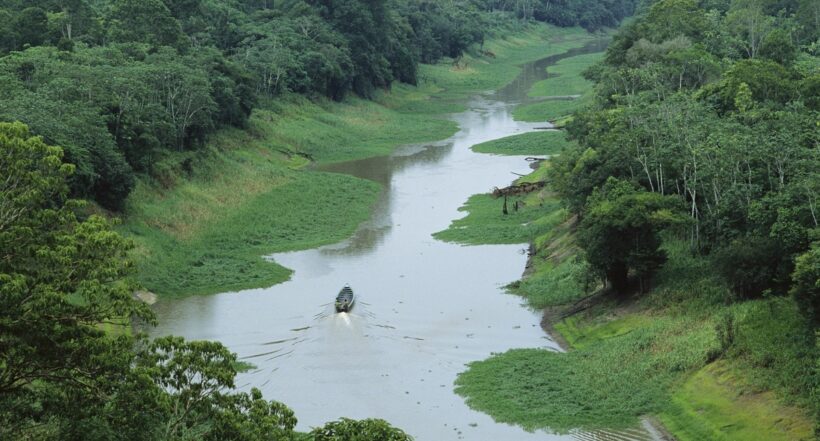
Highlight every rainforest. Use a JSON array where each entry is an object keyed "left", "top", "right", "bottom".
[{"left": 0, "top": 0, "right": 817, "bottom": 440}]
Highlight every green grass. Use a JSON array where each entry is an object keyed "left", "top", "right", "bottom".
[
  {"left": 660, "top": 362, "right": 814, "bottom": 441},
  {"left": 527, "top": 52, "right": 604, "bottom": 97},
  {"left": 457, "top": 237, "right": 817, "bottom": 437},
  {"left": 456, "top": 313, "right": 721, "bottom": 432},
  {"left": 512, "top": 50, "right": 604, "bottom": 122},
  {"left": 420, "top": 25, "right": 602, "bottom": 103},
  {"left": 470, "top": 130, "right": 573, "bottom": 156},
  {"left": 513, "top": 90, "right": 596, "bottom": 122},
  {"left": 432, "top": 193, "right": 563, "bottom": 245},
  {"left": 122, "top": 24, "right": 607, "bottom": 298},
  {"left": 260, "top": 95, "right": 458, "bottom": 164},
  {"left": 554, "top": 313, "right": 651, "bottom": 350},
  {"left": 124, "top": 167, "right": 380, "bottom": 297}
]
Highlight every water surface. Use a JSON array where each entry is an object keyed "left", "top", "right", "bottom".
[{"left": 149, "top": 40, "right": 663, "bottom": 441}]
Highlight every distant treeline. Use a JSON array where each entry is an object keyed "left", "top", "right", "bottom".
[
  {"left": 0, "top": 0, "right": 635, "bottom": 211},
  {"left": 551, "top": 0, "right": 819, "bottom": 324}
]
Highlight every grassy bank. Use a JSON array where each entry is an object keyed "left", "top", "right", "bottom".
[
  {"left": 420, "top": 26, "right": 604, "bottom": 103},
  {"left": 470, "top": 130, "right": 572, "bottom": 155},
  {"left": 455, "top": 215, "right": 816, "bottom": 439},
  {"left": 513, "top": 50, "right": 604, "bottom": 122},
  {"left": 432, "top": 191, "right": 563, "bottom": 245},
  {"left": 450, "top": 119, "right": 815, "bottom": 439},
  {"left": 447, "top": 190, "right": 817, "bottom": 438},
  {"left": 123, "top": 24, "right": 601, "bottom": 298}
]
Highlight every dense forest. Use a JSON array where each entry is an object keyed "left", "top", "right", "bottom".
[
  {"left": 554, "top": 0, "right": 818, "bottom": 321},
  {"left": 546, "top": 0, "right": 819, "bottom": 416},
  {"left": 0, "top": 0, "right": 635, "bottom": 211},
  {"left": 0, "top": 1, "right": 644, "bottom": 440}
]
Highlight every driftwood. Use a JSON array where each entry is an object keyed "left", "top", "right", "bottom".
[{"left": 492, "top": 181, "right": 545, "bottom": 198}]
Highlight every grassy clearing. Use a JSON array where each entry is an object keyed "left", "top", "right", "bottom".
[
  {"left": 470, "top": 130, "right": 572, "bottom": 156},
  {"left": 513, "top": 50, "right": 604, "bottom": 122},
  {"left": 554, "top": 313, "right": 651, "bottom": 350}
]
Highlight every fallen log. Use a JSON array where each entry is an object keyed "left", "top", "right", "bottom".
[{"left": 492, "top": 181, "right": 546, "bottom": 198}]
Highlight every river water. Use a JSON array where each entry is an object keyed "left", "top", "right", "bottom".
[{"left": 149, "top": 40, "right": 663, "bottom": 441}]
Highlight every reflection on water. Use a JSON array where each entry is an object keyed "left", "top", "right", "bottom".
[{"left": 148, "top": 38, "right": 663, "bottom": 441}]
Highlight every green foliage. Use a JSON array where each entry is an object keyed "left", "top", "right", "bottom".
[
  {"left": 0, "top": 122, "right": 150, "bottom": 438},
  {"left": 128, "top": 170, "right": 380, "bottom": 297},
  {"left": 642, "top": 0, "right": 707, "bottom": 42},
  {"left": 527, "top": 52, "right": 604, "bottom": 97},
  {"left": 433, "top": 193, "right": 563, "bottom": 245},
  {"left": 310, "top": 418, "right": 413, "bottom": 441},
  {"left": 0, "top": 124, "right": 151, "bottom": 421},
  {"left": 791, "top": 242, "right": 820, "bottom": 326},
  {"left": 660, "top": 362, "right": 815, "bottom": 441},
  {"left": 0, "top": 0, "right": 635, "bottom": 212},
  {"left": 456, "top": 314, "right": 720, "bottom": 432},
  {"left": 513, "top": 49, "right": 603, "bottom": 122},
  {"left": 713, "top": 236, "right": 788, "bottom": 299},
  {"left": 484, "top": 0, "right": 638, "bottom": 31},
  {"left": 107, "top": 0, "right": 186, "bottom": 48},
  {"left": 470, "top": 130, "right": 572, "bottom": 155},
  {"left": 578, "top": 178, "right": 684, "bottom": 292},
  {"left": 0, "top": 121, "right": 416, "bottom": 440}
]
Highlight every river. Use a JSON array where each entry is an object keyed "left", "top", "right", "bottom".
[{"left": 148, "top": 40, "right": 664, "bottom": 441}]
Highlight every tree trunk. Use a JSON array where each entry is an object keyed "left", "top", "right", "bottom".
[{"left": 607, "top": 261, "right": 629, "bottom": 294}]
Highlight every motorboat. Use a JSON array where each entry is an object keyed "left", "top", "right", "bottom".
[{"left": 335, "top": 285, "right": 355, "bottom": 312}]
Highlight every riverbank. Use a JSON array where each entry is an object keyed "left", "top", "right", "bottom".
[
  {"left": 119, "top": 23, "right": 606, "bottom": 298},
  {"left": 433, "top": 34, "right": 816, "bottom": 438},
  {"left": 444, "top": 136, "right": 816, "bottom": 440}
]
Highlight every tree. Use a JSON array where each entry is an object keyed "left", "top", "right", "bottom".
[
  {"left": 0, "top": 121, "right": 309, "bottom": 440},
  {"left": 578, "top": 178, "right": 684, "bottom": 293},
  {"left": 107, "top": 0, "right": 186, "bottom": 48},
  {"left": 790, "top": 242, "right": 820, "bottom": 326},
  {"left": 15, "top": 7, "right": 49, "bottom": 48},
  {"left": 725, "top": 0, "right": 772, "bottom": 59},
  {"left": 642, "top": 0, "right": 707, "bottom": 43},
  {"left": 0, "top": 8, "right": 18, "bottom": 53},
  {"left": 0, "top": 121, "right": 152, "bottom": 437},
  {"left": 311, "top": 418, "right": 413, "bottom": 441}
]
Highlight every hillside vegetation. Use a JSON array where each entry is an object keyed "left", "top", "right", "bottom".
[
  {"left": 449, "top": 0, "right": 818, "bottom": 438},
  {"left": 0, "top": 2, "right": 645, "bottom": 440}
]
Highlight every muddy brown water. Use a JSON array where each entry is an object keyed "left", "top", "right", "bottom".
[{"left": 148, "top": 40, "right": 664, "bottom": 441}]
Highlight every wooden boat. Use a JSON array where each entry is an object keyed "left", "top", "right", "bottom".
[{"left": 335, "top": 285, "right": 355, "bottom": 312}]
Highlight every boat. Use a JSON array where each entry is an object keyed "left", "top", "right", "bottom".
[{"left": 335, "top": 285, "right": 355, "bottom": 312}]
